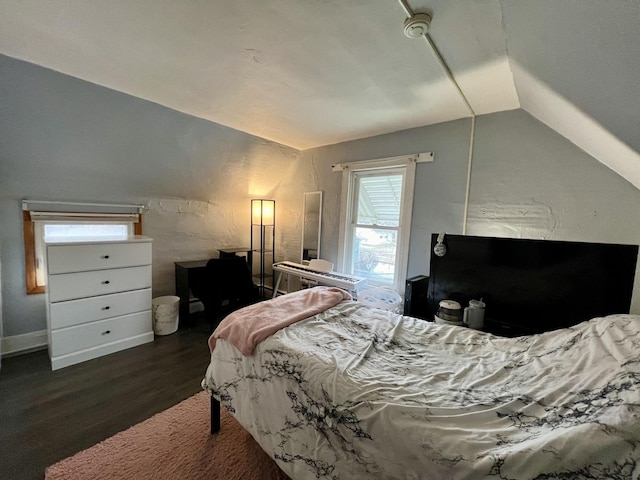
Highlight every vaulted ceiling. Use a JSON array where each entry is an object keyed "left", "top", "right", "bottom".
[{"left": 1, "top": 1, "right": 639, "bottom": 188}]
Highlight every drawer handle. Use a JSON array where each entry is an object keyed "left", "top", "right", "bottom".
[
  {"left": 102, "top": 306, "right": 110, "bottom": 310},
  {"left": 102, "top": 255, "right": 110, "bottom": 259},
  {"left": 102, "top": 280, "right": 110, "bottom": 285},
  {"left": 101, "top": 330, "right": 111, "bottom": 335}
]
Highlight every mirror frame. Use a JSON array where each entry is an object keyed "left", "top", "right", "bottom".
[{"left": 301, "top": 191, "right": 323, "bottom": 263}]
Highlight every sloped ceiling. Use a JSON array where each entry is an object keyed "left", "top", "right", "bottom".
[
  {"left": 502, "top": 0, "right": 640, "bottom": 190},
  {"left": 1, "top": 0, "right": 639, "bottom": 188}
]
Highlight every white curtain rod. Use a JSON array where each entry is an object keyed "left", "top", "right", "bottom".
[
  {"left": 29, "top": 211, "right": 139, "bottom": 219},
  {"left": 22, "top": 200, "right": 144, "bottom": 213}
]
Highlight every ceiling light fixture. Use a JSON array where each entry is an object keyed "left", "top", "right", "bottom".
[{"left": 403, "top": 13, "right": 432, "bottom": 38}]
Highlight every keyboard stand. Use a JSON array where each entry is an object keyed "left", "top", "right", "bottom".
[{"left": 272, "top": 261, "right": 366, "bottom": 298}]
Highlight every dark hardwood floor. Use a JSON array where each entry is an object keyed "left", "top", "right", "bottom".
[{"left": 0, "top": 320, "right": 213, "bottom": 480}]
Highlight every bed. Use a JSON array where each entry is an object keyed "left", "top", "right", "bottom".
[
  {"left": 202, "top": 235, "right": 640, "bottom": 479},
  {"left": 202, "top": 287, "right": 640, "bottom": 479}
]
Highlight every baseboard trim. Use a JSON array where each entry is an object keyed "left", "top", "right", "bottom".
[{"left": 1, "top": 330, "right": 48, "bottom": 357}]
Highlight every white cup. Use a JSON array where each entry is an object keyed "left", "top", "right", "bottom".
[{"left": 463, "top": 299, "right": 485, "bottom": 330}]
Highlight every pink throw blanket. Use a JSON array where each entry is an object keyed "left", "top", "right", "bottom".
[{"left": 208, "top": 286, "right": 352, "bottom": 355}]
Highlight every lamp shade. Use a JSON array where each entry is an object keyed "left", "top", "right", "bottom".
[{"left": 251, "top": 199, "right": 275, "bottom": 226}]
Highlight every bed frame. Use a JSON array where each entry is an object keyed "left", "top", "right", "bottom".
[
  {"left": 211, "top": 396, "right": 220, "bottom": 434},
  {"left": 209, "top": 234, "right": 639, "bottom": 434}
]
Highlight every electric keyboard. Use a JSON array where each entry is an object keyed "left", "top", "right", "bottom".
[{"left": 272, "top": 261, "right": 367, "bottom": 296}]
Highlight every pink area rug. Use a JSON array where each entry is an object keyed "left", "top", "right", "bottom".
[{"left": 45, "top": 392, "right": 290, "bottom": 480}]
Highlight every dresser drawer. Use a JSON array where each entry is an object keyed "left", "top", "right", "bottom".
[
  {"left": 51, "top": 310, "right": 152, "bottom": 357},
  {"left": 47, "top": 242, "right": 151, "bottom": 274},
  {"left": 50, "top": 288, "right": 152, "bottom": 329},
  {"left": 48, "top": 265, "right": 152, "bottom": 302}
]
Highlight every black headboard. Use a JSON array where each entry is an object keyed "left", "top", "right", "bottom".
[{"left": 427, "top": 234, "right": 638, "bottom": 336}]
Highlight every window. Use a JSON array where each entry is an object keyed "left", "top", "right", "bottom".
[
  {"left": 337, "top": 157, "right": 417, "bottom": 294},
  {"left": 22, "top": 201, "right": 143, "bottom": 293}
]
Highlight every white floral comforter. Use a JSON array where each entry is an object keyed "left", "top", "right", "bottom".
[{"left": 202, "top": 301, "right": 640, "bottom": 480}]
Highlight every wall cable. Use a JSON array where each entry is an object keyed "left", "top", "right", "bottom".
[{"left": 397, "top": 0, "right": 476, "bottom": 235}]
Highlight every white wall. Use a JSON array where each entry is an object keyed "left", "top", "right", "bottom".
[
  {"left": 2, "top": 53, "right": 640, "bottom": 348},
  {"left": 0, "top": 54, "right": 310, "bottom": 341},
  {"left": 302, "top": 109, "right": 640, "bottom": 311}
]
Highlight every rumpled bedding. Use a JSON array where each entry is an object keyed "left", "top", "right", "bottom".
[{"left": 202, "top": 300, "right": 640, "bottom": 479}]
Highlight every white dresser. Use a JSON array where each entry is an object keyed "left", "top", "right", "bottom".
[{"left": 45, "top": 236, "right": 154, "bottom": 370}]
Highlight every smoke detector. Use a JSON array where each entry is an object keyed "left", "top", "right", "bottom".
[{"left": 403, "top": 13, "right": 432, "bottom": 38}]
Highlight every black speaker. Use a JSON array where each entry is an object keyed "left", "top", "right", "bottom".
[{"left": 404, "top": 275, "right": 430, "bottom": 319}]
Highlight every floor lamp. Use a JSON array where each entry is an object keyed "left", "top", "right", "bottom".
[{"left": 251, "top": 199, "right": 275, "bottom": 297}]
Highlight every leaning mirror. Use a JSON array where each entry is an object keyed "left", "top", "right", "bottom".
[{"left": 301, "top": 191, "right": 323, "bottom": 263}]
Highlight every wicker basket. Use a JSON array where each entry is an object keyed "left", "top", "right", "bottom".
[
  {"left": 152, "top": 296, "right": 180, "bottom": 335},
  {"left": 357, "top": 287, "right": 402, "bottom": 313}
]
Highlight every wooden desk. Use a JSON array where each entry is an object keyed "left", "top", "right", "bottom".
[
  {"left": 174, "top": 260, "right": 208, "bottom": 328},
  {"left": 175, "top": 248, "right": 252, "bottom": 327}
]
